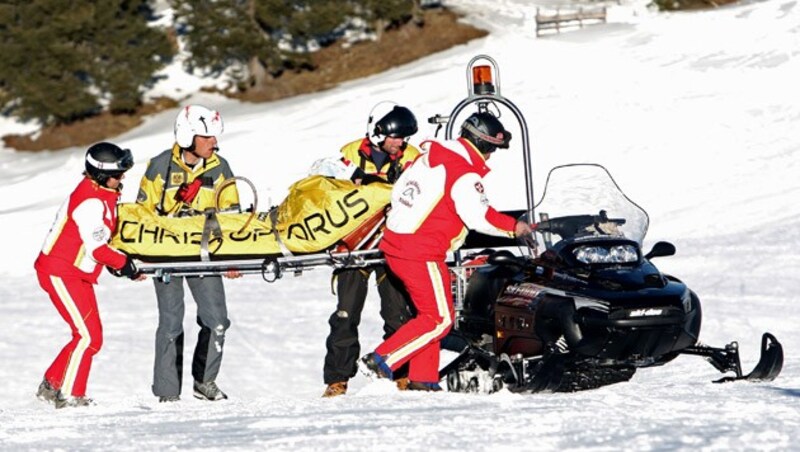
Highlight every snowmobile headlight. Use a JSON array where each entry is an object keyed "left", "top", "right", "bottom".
[{"left": 573, "top": 245, "right": 639, "bottom": 264}]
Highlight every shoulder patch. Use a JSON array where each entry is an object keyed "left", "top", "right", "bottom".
[
  {"left": 171, "top": 173, "right": 185, "bottom": 186},
  {"left": 92, "top": 226, "right": 109, "bottom": 242}
]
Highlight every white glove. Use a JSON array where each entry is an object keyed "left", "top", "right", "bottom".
[{"left": 308, "top": 157, "right": 357, "bottom": 180}]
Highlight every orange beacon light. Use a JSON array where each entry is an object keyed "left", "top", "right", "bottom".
[{"left": 472, "top": 65, "right": 495, "bottom": 95}]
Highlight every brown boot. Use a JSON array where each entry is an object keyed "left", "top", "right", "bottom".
[
  {"left": 395, "top": 377, "right": 410, "bottom": 391},
  {"left": 322, "top": 381, "right": 348, "bottom": 398},
  {"left": 407, "top": 381, "right": 443, "bottom": 392}
]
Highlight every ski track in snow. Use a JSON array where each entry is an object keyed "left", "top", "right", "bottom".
[{"left": 1, "top": 0, "right": 800, "bottom": 449}]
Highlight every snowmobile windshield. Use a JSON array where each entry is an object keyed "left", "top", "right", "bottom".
[{"left": 532, "top": 164, "right": 649, "bottom": 253}]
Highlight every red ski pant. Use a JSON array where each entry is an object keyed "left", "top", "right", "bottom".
[
  {"left": 376, "top": 256, "right": 454, "bottom": 383},
  {"left": 37, "top": 272, "right": 103, "bottom": 397}
]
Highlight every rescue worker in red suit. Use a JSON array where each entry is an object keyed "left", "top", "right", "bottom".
[
  {"left": 321, "top": 105, "right": 420, "bottom": 397},
  {"left": 360, "top": 112, "right": 534, "bottom": 390},
  {"left": 34, "top": 142, "right": 142, "bottom": 409}
]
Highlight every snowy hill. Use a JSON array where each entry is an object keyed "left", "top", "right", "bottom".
[{"left": 0, "top": 0, "right": 798, "bottom": 449}]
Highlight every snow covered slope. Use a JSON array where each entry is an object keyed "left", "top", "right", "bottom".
[{"left": 0, "top": 0, "right": 797, "bottom": 449}]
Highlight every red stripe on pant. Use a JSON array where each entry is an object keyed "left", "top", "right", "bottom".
[
  {"left": 37, "top": 271, "right": 103, "bottom": 398},
  {"left": 376, "top": 256, "right": 454, "bottom": 383}
]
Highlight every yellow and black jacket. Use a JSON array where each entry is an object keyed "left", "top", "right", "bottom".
[
  {"left": 136, "top": 144, "right": 240, "bottom": 217},
  {"left": 340, "top": 138, "right": 420, "bottom": 184}
]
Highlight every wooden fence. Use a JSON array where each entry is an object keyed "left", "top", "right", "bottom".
[{"left": 535, "top": 7, "right": 607, "bottom": 36}]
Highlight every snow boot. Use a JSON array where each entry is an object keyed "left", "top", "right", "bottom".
[
  {"left": 36, "top": 379, "right": 58, "bottom": 404},
  {"left": 193, "top": 381, "right": 227, "bottom": 401},
  {"left": 55, "top": 394, "right": 95, "bottom": 409},
  {"left": 158, "top": 395, "right": 180, "bottom": 403},
  {"left": 395, "top": 377, "right": 410, "bottom": 391},
  {"left": 407, "top": 381, "right": 442, "bottom": 392},
  {"left": 322, "top": 381, "right": 348, "bottom": 398},
  {"left": 358, "top": 352, "right": 393, "bottom": 380}
]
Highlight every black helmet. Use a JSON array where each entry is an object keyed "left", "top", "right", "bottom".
[
  {"left": 460, "top": 112, "right": 512, "bottom": 154},
  {"left": 372, "top": 106, "right": 418, "bottom": 145},
  {"left": 85, "top": 142, "right": 133, "bottom": 186}
]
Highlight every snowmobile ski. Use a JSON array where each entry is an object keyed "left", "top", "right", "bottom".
[{"left": 682, "top": 332, "right": 783, "bottom": 383}]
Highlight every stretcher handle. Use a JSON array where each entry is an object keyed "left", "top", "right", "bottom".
[{"left": 215, "top": 176, "right": 258, "bottom": 233}]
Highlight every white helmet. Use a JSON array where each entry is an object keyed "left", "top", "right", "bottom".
[{"left": 174, "top": 105, "right": 224, "bottom": 148}]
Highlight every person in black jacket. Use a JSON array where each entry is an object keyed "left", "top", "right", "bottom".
[{"left": 322, "top": 105, "right": 420, "bottom": 397}]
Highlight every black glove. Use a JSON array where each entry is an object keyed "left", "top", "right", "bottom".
[
  {"left": 110, "top": 255, "right": 140, "bottom": 279},
  {"left": 516, "top": 232, "right": 538, "bottom": 250},
  {"left": 359, "top": 173, "right": 386, "bottom": 185},
  {"left": 514, "top": 221, "right": 538, "bottom": 250},
  {"left": 351, "top": 167, "right": 386, "bottom": 186}
]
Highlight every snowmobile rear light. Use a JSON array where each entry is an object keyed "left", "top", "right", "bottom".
[
  {"left": 573, "top": 244, "right": 638, "bottom": 264},
  {"left": 472, "top": 65, "right": 495, "bottom": 95}
]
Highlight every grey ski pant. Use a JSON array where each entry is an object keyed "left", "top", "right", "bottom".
[{"left": 152, "top": 275, "right": 230, "bottom": 397}]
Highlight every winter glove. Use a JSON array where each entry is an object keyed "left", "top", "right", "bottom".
[
  {"left": 358, "top": 173, "right": 387, "bottom": 185},
  {"left": 308, "top": 157, "right": 357, "bottom": 180},
  {"left": 514, "top": 221, "right": 538, "bottom": 249},
  {"left": 109, "top": 255, "right": 141, "bottom": 280},
  {"left": 174, "top": 178, "right": 204, "bottom": 204}
]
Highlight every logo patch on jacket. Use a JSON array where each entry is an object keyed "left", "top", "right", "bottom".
[
  {"left": 92, "top": 227, "right": 108, "bottom": 242},
  {"left": 171, "top": 173, "right": 185, "bottom": 186},
  {"left": 398, "top": 180, "right": 421, "bottom": 208}
]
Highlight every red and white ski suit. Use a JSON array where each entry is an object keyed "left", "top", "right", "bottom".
[
  {"left": 377, "top": 138, "right": 517, "bottom": 383},
  {"left": 34, "top": 177, "right": 127, "bottom": 397}
]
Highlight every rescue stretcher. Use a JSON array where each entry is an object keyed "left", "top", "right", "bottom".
[
  {"left": 111, "top": 174, "right": 394, "bottom": 281},
  {"left": 113, "top": 171, "right": 521, "bottom": 283}
]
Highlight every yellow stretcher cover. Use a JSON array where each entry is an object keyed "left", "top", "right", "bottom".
[{"left": 111, "top": 176, "right": 392, "bottom": 262}]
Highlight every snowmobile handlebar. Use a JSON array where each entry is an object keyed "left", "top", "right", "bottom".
[
  {"left": 535, "top": 210, "right": 626, "bottom": 240},
  {"left": 428, "top": 114, "right": 449, "bottom": 124}
]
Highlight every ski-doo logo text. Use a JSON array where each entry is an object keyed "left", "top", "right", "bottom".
[
  {"left": 287, "top": 190, "right": 369, "bottom": 241},
  {"left": 398, "top": 180, "right": 421, "bottom": 208},
  {"left": 629, "top": 308, "right": 664, "bottom": 317}
]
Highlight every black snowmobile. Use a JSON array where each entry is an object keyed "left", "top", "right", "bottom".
[
  {"left": 425, "top": 54, "right": 782, "bottom": 393},
  {"left": 440, "top": 163, "right": 783, "bottom": 393}
]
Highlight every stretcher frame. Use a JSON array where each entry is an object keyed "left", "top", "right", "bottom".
[{"left": 137, "top": 248, "right": 385, "bottom": 283}]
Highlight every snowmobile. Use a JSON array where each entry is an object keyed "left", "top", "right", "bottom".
[
  {"left": 429, "top": 55, "right": 783, "bottom": 393},
  {"left": 440, "top": 163, "right": 783, "bottom": 393}
]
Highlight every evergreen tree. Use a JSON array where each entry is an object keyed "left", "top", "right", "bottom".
[
  {"left": 90, "top": 0, "right": 174, "bottom": 113},
  {"left": 0, "top": 1, "right": 100, "bottom": 123},
  {"left": 255, "top": 0, "right": 351, "bottom": 50},
  {"left": 0, "top": 0, "right": 172, "bottom": 124},
  {"left": 172, "top": 0, "right": 277, "bottom": 87},
  {"left": 360, "top": 0, "right": 416, "bottom": 37},
  {"left": 173, "top": 0, "right": 352, "bottom": 88}
]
